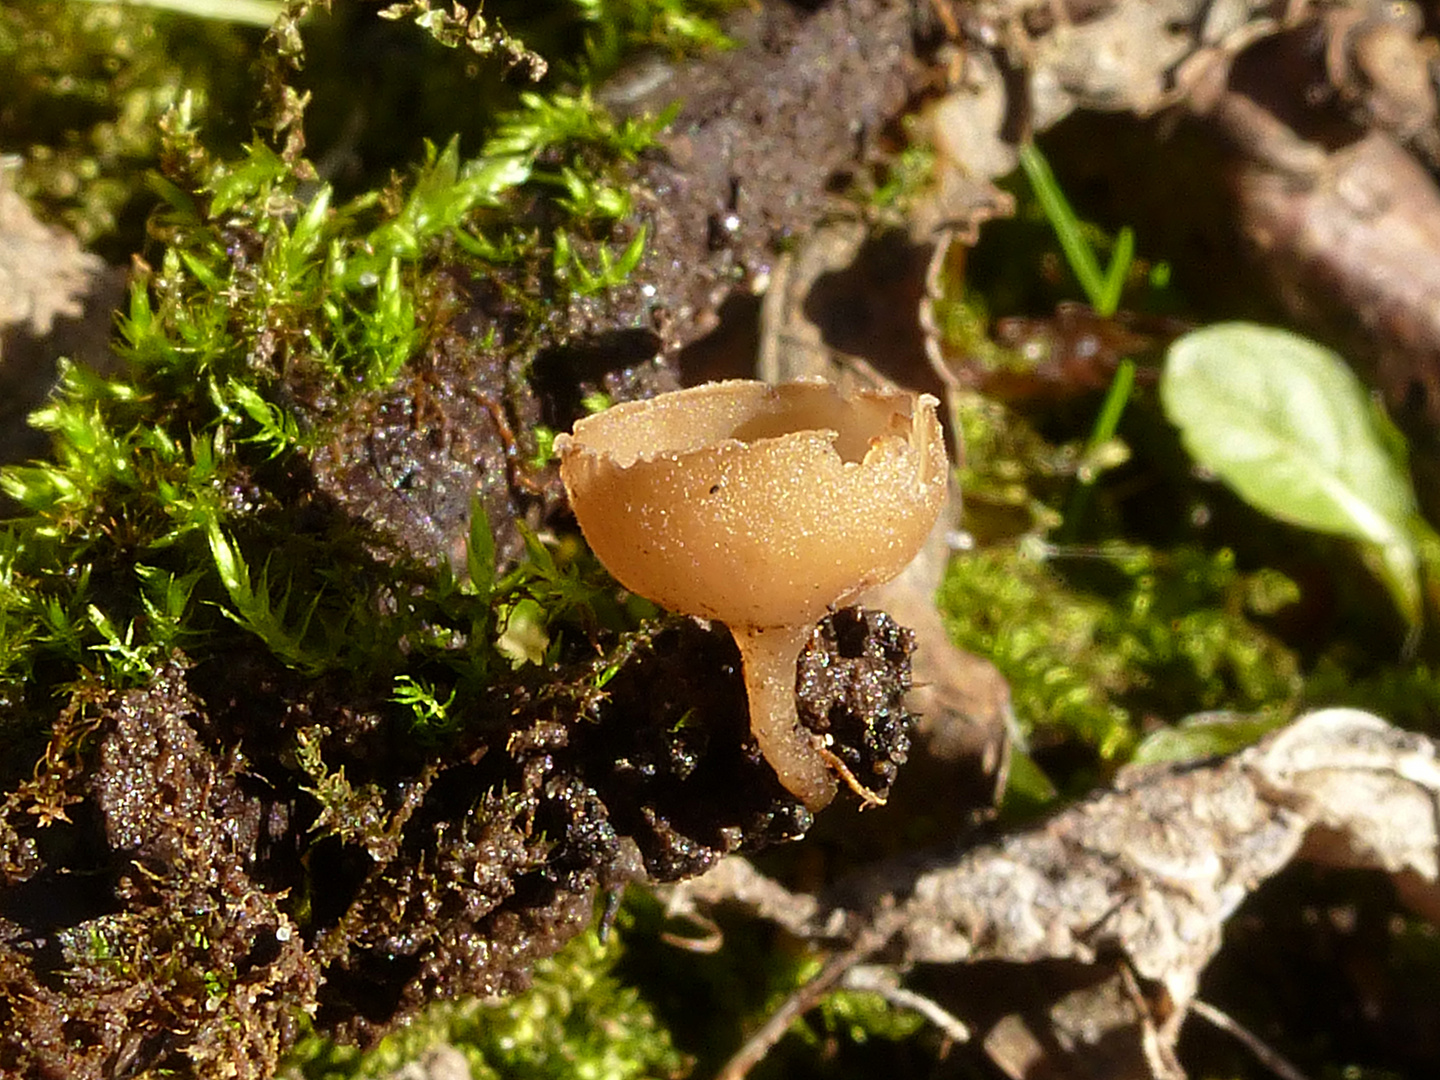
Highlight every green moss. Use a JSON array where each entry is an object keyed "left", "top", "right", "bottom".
[
  {"left": 950, "top": 391, "right": 1072, "bottom": 539},
  {"left": 285, "top": 927, "right": 690, "bottom": 1080},
  {"left": 0, "top": 1, "right": 717, "bottom": 788},
  {"left": 609, "top": 892, "right": 930, "bottom": 1080},
  {"left": 1304, "top": 658, "right": 1440, "bottom": 736},
  {"left": 813, "top": 984, "right": 925, "bottom": 1049},
  {"left": 0, "top": 6, "right": 756, "bottom": 1069},
  {"left": 0, "top": 3, "right": 919, "bottom": 1077},
  {"left": 0, "top": 0, "right": 734, "bottom": 249},
  {"left": 939, "top": 543, "right": 1302, "bottom": 764},
  {"left": 934, "top": 286, "right": 1306, "bottom": 775}
]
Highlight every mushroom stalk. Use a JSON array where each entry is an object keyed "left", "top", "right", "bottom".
[{"left": 730, "top": 624, "right": 837, "bottom": 811}]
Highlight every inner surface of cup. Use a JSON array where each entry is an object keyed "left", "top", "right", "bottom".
[{"left": 568, "top": 380, "right": 911, "bottom": 466}]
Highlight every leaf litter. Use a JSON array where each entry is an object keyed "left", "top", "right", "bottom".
[{"left": 664, "top": 708, "right": 1440, "bottom": 1080}]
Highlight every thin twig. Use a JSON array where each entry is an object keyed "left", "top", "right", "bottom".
[
  {"left": 1189, "top": 998, "right": 1314, "bottom": 1080},
  {"left": 659, "top": 909, "right": 724, "bottom": 954},
  {"left": 715, "top": 912, "right": 901, "bottom": 1080}
]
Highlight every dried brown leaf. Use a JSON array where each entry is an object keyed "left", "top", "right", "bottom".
[
  {"left": 666, "top": 707, "right": 1440, "bottom": 1078},
  {"left": 0, "top": 170, "right": 103, "bottom": 341}
]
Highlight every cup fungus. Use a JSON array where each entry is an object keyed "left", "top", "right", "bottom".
[{"left": 555, "top": 379, "right": 948, "bottom": 810}]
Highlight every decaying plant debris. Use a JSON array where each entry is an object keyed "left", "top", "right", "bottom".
[
  {"left": 0, "top": 170, "right": 102, "bottom": 343},
  {"left": 666, "top": 708, "right": 1440, "bottom": 1080},
  {"left": 0, "top": 609, "right": 914, "bottom": 1077}
]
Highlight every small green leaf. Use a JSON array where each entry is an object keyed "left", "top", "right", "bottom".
[
  {"left": 290, "top": 184, "right": 333, "bottom": 262},
  {"left": 1084, "top": 358, "right": 1135, "bottom": 462},
  {"left": 467, "top": 497, "right": 496, "bottom": 601},
  {"left": 226, "top": 379, "right": 299, "bottom": 457},
  {"left": 531, "top": 425, "right": 557, "bottom": 467},
  {"left": 1018, "top": 142, "right": 1106, "bottom": 310},
  {"left": 1132, "top": 710, "right": 1286, "bottom": 765},
  {"left": 179, "top": 249, "right": 225, "bottom": 292},
  {"left": 1000, "top": 746, "right": 1057, "bottom": 810},
  {"left": 611, "top": 224, "right": 648, "bottom": 279},
  {"left": 1097, "top": 226, "right": 1134, "bottom": 318},
  {"left": 392, "top": 674, "right": 455, "bottom": 732},
  {"left": 581, "top": 390, "right": 613, "bottom": 415},
  {"left": 1367, "top": 539, "right": 1423, "bottom": 638},
  {"left": 205, "top": 517, "right": 324, "bottom": 672},
  {"left": 207, "top": 141, "right": 288, "bottom": 216},
  {"left": 1162, "top": 323, "right": 1422, "bottom": 627}
]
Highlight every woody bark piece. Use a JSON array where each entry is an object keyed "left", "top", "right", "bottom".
[
  {"left": 665, "top": 708, "right": 1440, "bottom": 1076},
  {"left": 1233, "top": 129, "right": 1440, "bottom": 428}
]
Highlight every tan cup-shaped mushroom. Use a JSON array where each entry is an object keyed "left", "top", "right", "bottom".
[{"left": 555, "top": 379, "right": 948, "bottom": 810}]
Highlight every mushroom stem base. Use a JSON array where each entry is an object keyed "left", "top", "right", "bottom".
[{"left": 731, "top": 624, "right": 838, "bottom": 811}]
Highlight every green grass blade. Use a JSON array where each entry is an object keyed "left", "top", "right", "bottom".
[{"left": 1018, "top": 143, "right": 1105, "bottom": 308}]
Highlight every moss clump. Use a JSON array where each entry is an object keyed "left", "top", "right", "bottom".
[
  {"left": 0, "top": 51, "right": 674, "bottom": 725},
  {"left": 0, "top": 0, "right": 741, "bottom": 257},
  {"left": 938, "top": 389, "right": 1303, "bottom": 773},
  {"left": 0, "top": 38, "right": 923, "bottom": 1047},
  {"left": 286, "top": 927, "right": 689, "bottom": 1080},
  {"left": 613, "top": 891, "right": 928, "bottom": 1080},
  {"left": 1304, "top": 658, "right": 1440, "bottom": 736},
  {"left": 939, "top": 543, "right": 1302, "bottom": 765}
]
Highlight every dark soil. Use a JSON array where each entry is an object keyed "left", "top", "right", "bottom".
[{"left": 0, "top": 608, "right": 914, "bottom": 1077}]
